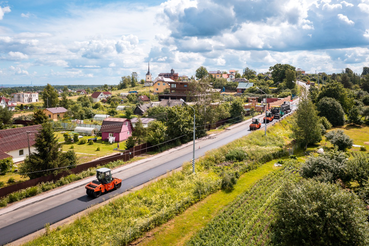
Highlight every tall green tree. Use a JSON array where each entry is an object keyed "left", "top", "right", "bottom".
[
  {"left": 230, "top": 98, "right": 244, "bottom": 123},
  {"left": 32, "top": 109, "right": 48, "bottom": 125},
  {"left": 269, "top": 63, "right": 296, "bottom": 83},
  {"left": 42, "top": 84, "right": 59, "bottom": 108},
  {"left": 146, "top": 121, "right": 166, "bottom": 146},
  {"left": 20, "top": 123, "right": 69, "bottom": 179},
  {"left": 317, "top": 82, "right": 352, "bottom": 112},
  {"left": 195, "top": 66, "right": 208, "bottom": 80},
  {"left": 243, "top": 67, "right": 256, "bottom": 80},
  {"left": 0, "top": 106, "right": 13, "bottom": 129},
  {"left": 285, "top": 69, "right": 296, "bottom": 89},
  {"left": 341, "top": 73, "right": 352, "bottom": 89},
  {"left": 317, "top": 97, "right": 345, "bottom": 127},
  {"left": 361, "top": 75, "right": 369, "bottom": 93},
  {"left": 271, "top": 180, "right": 369, "bottom": 246},
  {"left": 362, "top": 67, "right": 369, "bottom": 76},
  {"left": 292, "top": 95, "right": 322, "bottom": 149}
]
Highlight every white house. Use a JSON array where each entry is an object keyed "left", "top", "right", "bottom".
[
  {"left": 91, "top": 91, "right": 112, "bottom": 103},
  {"left": 0, "top": 125, "right": 42, "bottom": 163},
  {"left": 11, "top": 92, "right": 39, "bottom": 103},
  {"left": 0, "top": 96, "right": 17, "bottom": 111}
]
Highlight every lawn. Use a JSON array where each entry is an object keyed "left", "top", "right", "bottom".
[{"left": 0, "top": 171, "right": 29, "bottom": 188}]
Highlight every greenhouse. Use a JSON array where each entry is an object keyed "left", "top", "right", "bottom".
[
  {"left": 93, "top": 114, "right": 110, "bottom": 121},
  {"left": 74, "top": 127, "right": 96, "bottom": 136},
  {"left": 116, "top": 105, "right": 126, "bottom": 111}
]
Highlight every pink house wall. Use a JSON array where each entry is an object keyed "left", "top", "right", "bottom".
[{"left": 101, "top": 121, "right": 133, "bottom": 142}]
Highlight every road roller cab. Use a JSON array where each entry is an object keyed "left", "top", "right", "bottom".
[
  {"left": 85, "top": 168, "right": 122, "bottom": 198},
  {"left": 249, "top": 118, "right": 261, "bottom": 131}
]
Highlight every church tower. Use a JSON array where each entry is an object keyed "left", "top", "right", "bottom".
[{"left": 145, "top": 62, "right": 152, "bottom": 82}]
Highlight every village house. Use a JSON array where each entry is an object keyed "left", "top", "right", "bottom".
[
  {"left": 138, "top": 95, "right": 150, "bottom": 102},
  {"left": 153, "top": 76, "right": 172, "bottom": 94},
  {"left": 0, "top": 125, "right": 42, "bottom": 162},
  {"left": 130, "top": 118, "right": 156, "bottom": 128},
  {"left": 12, "top": 92, "right": 38, "bottom": 103},
  {"left": 91, "top": 91, "right": 112, "bottom": 103},
  {"left": 100, "top": 118, "right": 132, "bottom": 142},
  {"left": 76, "top": 89, "right": 87, "bottom": 95},
  {"left": 43, "top": 107, "right": 68, "bottom": 121},
  {"left": 133, "top": 99, "right": 183, "bottom": 115},
  {"left": 0, "top": 96, "right": 17, "bottom": 111},
  {"left": 208, "top": 70, "right": 222, "bottom": 79},
  {"left": 158, "top": 69, "right": 179, "bottom": 81},
  {"left": 236, "top": 82, "right": 254, "bottom": 93}
]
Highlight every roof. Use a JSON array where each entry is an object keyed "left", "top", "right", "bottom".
[
  {"left": 103, "top": 92, "right": 112, "bottom": 95},
  {"left": 74, "top": 127, "right": 96, "bottom": 131},
  {"left": 237, "top": 82, "right": 254, "bottom": 89},
  {"left": 153, "top": 76, "right": 174, "bottom": 83},
  {"left": 97, "top": 167, "right": 111, "bottom": 173},
  {"left": 0, "top": 125, "right": 42, "bottom": 159},
  {"left": 159, "top": 99, "right": 184, "bottom": 107},
  {"left": 45, "top": 107, "right": 68, "bottom": 114},
  {"left": 91, "top": 92, "right": 102, "bottom": 98},
  {"left": 138, "top": 95, "right": 150, "bottom": 101},
  {"left": 209, "top": 70, "right": 222, "bottom": 74},
  {"left": 234, "top": 78, "right": 249, "bottom": 83},
  {"left": 101, "top": 118, "right": 129, "bottom": 133},
  {"left": 130, "top": 118, "right": 155, "bottom": 124}
]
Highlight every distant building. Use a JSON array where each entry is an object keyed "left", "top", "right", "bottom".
[
  {"left": 133, "top": 99, "right": 184, "bottom": 115},
  {"left": 138, "top": 95, "right": 150, "bottom": 102},
  {"left": 76, "top": 89, "right": 87, "bottom": 95},
  {"left": 91, "top": 91, "right": 112, "bottom": 103},
  {"left": 236, "top": 82, "right": 254, "bottom": 93},
  {"left": 101, "top": 118, "right": 132, "bottom": 142},
  {"left": 208, "top": 70, "right": 222, "bottom": 79},
  {"left": 43, "top": 107, "right": 68, "bottom": 121},
  {"left": 0, "top": 96, "right": 17, "bottom": 111},
  {"left": 153, "top": 76, "right": 172, "bottom": 94},
  {"left": 158, "top": 69, "right": 179, "bottom": 81},
  {"left": 144, "top": 62, "right": 153, "bottom": 87},
  {"left": 296, "top": 68, "right": 305, "bottom": 75},
  {"left": 12, "top": 92, "right": 38, "bottom": 103}
]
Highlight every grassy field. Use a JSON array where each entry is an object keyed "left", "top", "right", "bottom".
[{"left": 0, "top": 171, "right": 29, "bottom": 187}]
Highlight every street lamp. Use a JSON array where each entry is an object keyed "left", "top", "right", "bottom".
[
  {"left": 180, "top": 98, "right": 196, "bottom": 173},
  {"left": 256, "top": 87, "right": 267, "bottom": 136}
]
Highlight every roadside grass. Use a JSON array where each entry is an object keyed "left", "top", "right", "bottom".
[
  {"left": 0, "top": 171, "right": 29, "bottom": 188},
  {"left": 137, "top": 159, "right": 282, "bottom": 246}
]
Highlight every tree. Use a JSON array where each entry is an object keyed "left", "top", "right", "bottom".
[
  {"left": 230, "top": 98, "right": 244, "bottom": 123},
  {"left": 243, "top": 67, "right": 256, "bottom": 80},
  {"left": 20, "top": 123, "right": 69, "bottom": 179},
  {"left": 130, "top": 119, "right": 146, "bottom": 146},
  {"left": 269, "top": 63, "right": 296, "bottom": 84},
  {"left": 325, "top": 130, "right": 353, "bottom": 151},
  {"left": 195, "top": 66, "right": 208, "bottom": 80},
  {"left": 146, "top": 121, "right": 166, "bottom": 145},
  {"left": 292, "top": 96, "right": 322, "bottom": 149},
  {"left": 285, "top": 69, "right": 296, "bottom": 89},
  {"left": 348, "top": 106, "right": 362, "bottom": 125},
  {"left": 0, "top": 106, "right": 13, "bottom": 129},
  {"left": 42, "top": 84, "right": 59, "bottom": 108},
  {"left": 0, "top": 157, "right": 13, "bottom": 174},
  {"left": 317, "top": 97, "right": 345, "bottom": 127},
  {"left": 118, "top": 76, "right": 131, "bottom": 89},
  {"left": 271, "top": 179, "right": 369, "bottom": 246},
  {"left": 362, "top": 67, "right": 369, "bottom": 76},
  {"left": 131, "top": 72, "right": 138, "bottom": 87},
  {"left": 125, "top": 107, "right": 134, "bottom": 119},
  {"left": 361, "top": 75, "right": 369, "bottom": 93},
  {"left": 318, "top": 82, "right": 352, "bottom": 112},
  {"left": 341, "top": 73, "right": 352, "bottom": 89},
  {"left": 32, "top": 109, "right": 48, "bottom": 125},
  {"left": 347, "top": 153, "right": 369, "bottom": 187}
]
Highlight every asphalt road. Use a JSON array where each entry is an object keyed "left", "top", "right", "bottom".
[{"left": 0, "top": 100, "right": 299, "bottom": 245}]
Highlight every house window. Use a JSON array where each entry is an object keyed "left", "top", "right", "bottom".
[
  {"left": 57, "top": 114, "right": 60, "bottom": 118},
  {"left": 158, "top": 83, "right": 160, "bottom": 85},
  {"left": 156, "top": 88, "right": 158, "bottom": 91},
  {"left": 128, "top": 131, "right": 130, "bottom": 135},
  {"left": 48, "top": 114, "right": 51, "bottom": 118},
  {"left": 171, "top": 84, "right": 176, "bottom": 88},
  {"left": 19, "top": 149, "right": 24, "bottom": 156},
  {"left": 109, "top": 133, "right": 113, "bottom": 137},
  {"left": 184, "top": 85, "right": 187, "bottom": 87},
  {"left": 163, "top": 83, "right": 165, "bottom": 85},
  {"left": 125, "top": 122, "right": 128, "bottom": 126}
]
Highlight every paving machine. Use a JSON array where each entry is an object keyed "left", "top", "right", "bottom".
[
  {"left": 85, "top": 168, "right": 122, "bottom": 198},
  {"left": 249, "top": 118, "right": 261, "bottom": 130},
  {"left": 263, "top": 111, "right": 274, "bottom": 123}
]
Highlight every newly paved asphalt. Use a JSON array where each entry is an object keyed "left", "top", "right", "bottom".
[{"left": 0, "top": 99, "right": 300, "bottom": 245}]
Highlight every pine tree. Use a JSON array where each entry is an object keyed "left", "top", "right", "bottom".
[
  {"left": 42, "top": 84, "right": 59, "bottom": 108},
  {"left": 21, "top": 123, "right": 68, "bottom": 179}
]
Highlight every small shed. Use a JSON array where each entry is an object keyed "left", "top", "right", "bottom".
[
  {"left": 116, "top": 105, "right": 126, "bottom": 111},
  {"left": 93, "top": 114, "right": 110, "bottom": 121},
  {"left": 74, "top": 127, "right": 96, "bottom": 136}
]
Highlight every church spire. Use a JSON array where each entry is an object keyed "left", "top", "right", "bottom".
[{"left": 146, "top": 62, "right": 151, "bottom": 75}]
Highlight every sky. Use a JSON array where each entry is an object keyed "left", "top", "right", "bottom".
[{"left": 0, "top": 0, "right": 369, "bottom": 85}]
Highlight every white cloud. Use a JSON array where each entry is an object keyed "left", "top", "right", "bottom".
[
  {"left": 0, "top": 6, "right": 10, "bottom": 20},
  {"left": 341, "top": 1, "right": 354, "bottom": 7},
  {"left": 358, "top": 3, "right": 369, "bottom": 13},
  {"left": 8, "top": 51, "right": 29, "bottom": 60},
  {"left": 10, "top": 66, "right": 29, "bottom": 75},
  {"left": 337, "top": 14, "right": 354, "bottom": 25},
  {"left": 322, "top": 3, "right": 342, "bottom": 10},
  {"left": 364, "top": 29, "right": 369, "bottom": 38},
  {"left": 21, "top": 13, "right": 30, "bottom": 18}
]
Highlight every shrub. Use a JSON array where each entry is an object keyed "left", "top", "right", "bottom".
[
  {"left": 271, "top": 180, "right": 369, "bottom": 246},
  {"left": 73, "top": 134, "right": 79, "bottom": 143},
  {"left": 88, "top": 140, "right": 94, "bottom": 145},
  {"left": 26, "top": 186, "right": 40, "bottom": 197},
  {"left": 325, "top": 130, "right": 353, "bottom": 151},
  {"left": 225, "top": 149, "right": 247, "bottom": 162},
  {"left": 0, "top": 157, "right": 13, "bottom": 174},
  {"left": 362, "top": 95, "right": 369, "bottom": 106},
  {"left": 320, "top": 123, "right": 326, "bottom": 135},
  {"left": 63, "top": 133, "right": 71, "bottom": 143},
  {"left": 0, "top": 181, "right": 4, "bottom": 187},
  {"left": 7, "top": 177, "right": 15, "bottom": 184},
  {"left": 320, "top": 116, "right": 332, "bottom": 130},
  {"left": 221, "top": 172, "right": 238, "bottom": 191},
  {"left": 96, "top": 147, "right": 101, "bottom": 151},
  {"left": 70, "top": 145, "right": 74, "bottom": 149},
  {"left": 78, "top": 139, "right": 87, "bottom": 145},
  {"left": 317, "top": 97, "right": 345, "bottom": 127},
  {"left": 360, "top": 146, "right": 367, "bottom": 151},
  {"left": 289, "top": 155, "right": 297, "bottom": 159}
]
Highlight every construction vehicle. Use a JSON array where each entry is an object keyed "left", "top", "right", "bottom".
[
  {"left": 281, "top": 102, "right": 291, "bottom": 114},
  {"left": 271, "top": 106, "right": 282, "bottom": 119},
  {"left": 85, "top": 168, "right": 122, "bottom": 198},
  {"left": 263, "top": 111, "right": 274, "bottom": 123},
  {"left": 249, "top": 118, "right": 261, "bottom": 130}
]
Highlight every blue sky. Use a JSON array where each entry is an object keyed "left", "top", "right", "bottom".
[{"left": 0, "top": 0, "right": 369, "bottom": 85}]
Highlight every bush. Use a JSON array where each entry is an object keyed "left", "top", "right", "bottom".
[
  {"left": 362, "top": 95, "right": 369, "bottom": 106},
  {"left": 320, "top": 116, "right": 332, "bottom": 130},
  {"left": 360, "top": 146, "right": 367, "bottom": 151},
  {"left": 7, "top": 177, "right": 15, "bottom": 184},
  {"left": 0, "top": 181, "right": 4, "bottom": 187},
  {"left": 70, "top": 145, "right": 74, "bottom": 149},
  {"left": 96, "top": 147, "right": 101, "bottom": 151},
  {"left": 271, "top": 180, "right": 369, "bottom": 246},
  {"left": 320, "top": 123, "right": 326, "bottom": 135},
  {"left": 73, "top": 133, "right": 79, "bottom": 143},
  {"left": 325, "top": 130, "right": 353, "bottom": 151},
  {"left": 78, "top": 139, "right": 87, "bottom": 145},
  {"left": 221, "top": 172, "right": 238, "bottom": 191},
  {"left": 0, "top": 157, "right": 13, "bottom": 174},
  {"left": 88, "top": 140, "right": 94, "bottom": 145},
  {"left": 317, "top": 97, "right": 345, "bottom": 127},
  {"left": 225, "top": 149, "right": 247, "bottom": 162},
  {"left": 63, "top": 133, "right": 71, "bottom": 143}
]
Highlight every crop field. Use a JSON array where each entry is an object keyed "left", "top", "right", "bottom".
[{"left": 187, "top": 165, "right": 299, "bottom": 246}]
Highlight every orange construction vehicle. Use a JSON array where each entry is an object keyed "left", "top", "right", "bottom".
[
  {"left": 85, "top": 168, "right": 122, "bottom": 198},
  {"left": 263, "top": 111, "right": 274, "bottom": 123},
  {"left": 249, "top": 118, "right": 261, "bottom": 130}
]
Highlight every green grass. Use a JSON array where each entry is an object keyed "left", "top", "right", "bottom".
[
  {"left": 139, "top": 159, "right": 282, "bottom": 246},
  {"left": 0, "top": 171, "right": 29, "bottom": 188}
]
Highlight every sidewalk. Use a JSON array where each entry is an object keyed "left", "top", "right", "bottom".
[{"left": 0, "top": 115, "right": 258, "bottom": 217}]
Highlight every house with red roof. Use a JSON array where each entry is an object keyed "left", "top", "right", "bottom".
[
  {"left": 0, "top": 125, "right": 42, "bottom": 162},
  {"left": 100, "top": 118, "right": 132, "bottom": 142},
  {"left": 91, "top": 91, "right": 112, "bottom": 103},
  {"left": 138, "top": 95, "right": 150, "bottom": 102},
  {"left": 43, "top": 107, "right": 68, "bottom": 121},
  {"left": 0, "top": 96, "right": 17, "bottom": 111},
  {"left": 76, "top": 89, "right": 87, "bottom": 95}
]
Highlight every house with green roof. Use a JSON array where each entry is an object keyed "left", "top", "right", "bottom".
[{"left": 236, "top": 82, "right": 254, "bottom": 93}]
